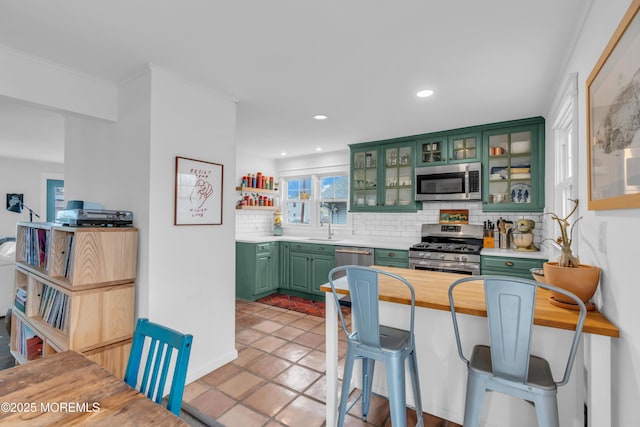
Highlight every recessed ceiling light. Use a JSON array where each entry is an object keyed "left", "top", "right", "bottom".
[
  {"left": 416, "top": 89, "right": 434, "bottom": 98},
  {"left": 313, "top": 114, "right": 328, "bottom": 120},
  {"left": 316, "top": 147, "right": 322, "bottom": 152},
  {"left": 281, "top": 152, "right": 287, "bottom": 156}
]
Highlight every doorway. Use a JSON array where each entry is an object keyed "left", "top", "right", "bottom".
[{"left": 46, "top": 179, "right": 64, "bottom": 222}]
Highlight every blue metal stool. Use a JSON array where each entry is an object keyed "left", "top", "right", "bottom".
[
  {"left": 329, "top": 265, "right": 424, "bottom": 427},
  {"left": 449, "top": 276, "right": 586, "bottom": 427}
]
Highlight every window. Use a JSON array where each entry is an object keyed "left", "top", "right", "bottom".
[
  {"left": 319, "top": 175, "right": 348, "bottom": 226},
  {"left": 285, "top": 177, "right": 312, "bottom": 224},
  {"left": 555, "top": 107, "right": 577, "bottom": 218},
  {"left": 550, "top": 73, "right": 579, "bottom": 249},
  {"left": 282, "top": 172, "right": 349, "bottom": 227}
]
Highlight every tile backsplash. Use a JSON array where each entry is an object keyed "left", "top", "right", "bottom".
[
  {"left": 236, "top": 209, "right": 276, "bottom": 234},
  {"left": 236, "top": 202, "right": 548, "bottom": 249}
]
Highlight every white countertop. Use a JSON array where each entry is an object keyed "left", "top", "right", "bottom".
[
  {"left": 235, "top": 233, "right": 417, "bottom": 251},
  {"left": 237, "top": 234, "right": 549, "bottom": 259},
  {"left": 480, "top": 247, "right": 548, "bottom": 260}
]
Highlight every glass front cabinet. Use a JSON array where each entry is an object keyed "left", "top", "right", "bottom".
[
  {"left": 482, "top": 119, "right": 545, "bottom": 212},
  {"left": 351, "top": 141, "right": 418, "bottom": 212},
  {"left": 417, "top": 131, "right": 481, "bottom": 167}
]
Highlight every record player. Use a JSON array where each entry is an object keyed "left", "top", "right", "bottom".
[{"left": 55, "top": 209, "right": 133, "bottom": 227}]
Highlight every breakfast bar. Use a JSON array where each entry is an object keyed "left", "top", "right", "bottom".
[{"left": 322, "top": 266, "right": 619, "bottom": 427}]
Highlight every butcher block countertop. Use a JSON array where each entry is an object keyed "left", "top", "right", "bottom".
[{"left": 320, "top": 266, "right": 619, "bottom": 338}]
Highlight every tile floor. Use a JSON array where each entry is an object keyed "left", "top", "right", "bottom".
[{"left": 183, "top": 299, "right": 461, "bottom": 427}]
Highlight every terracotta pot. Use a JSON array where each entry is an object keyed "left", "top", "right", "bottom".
[{"left": 542, "top": 261, "right": 601, "bottom": 304}]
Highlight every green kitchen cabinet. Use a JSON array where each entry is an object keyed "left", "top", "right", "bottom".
[
  {"left": 236, "top": 241, "right": 279, "bottom": 301},
  {"left": 351, "top": 140, "right": 418, "bottom": 212},
  {"left": 374, "top": 248, "right": 409, "bottom": 268},
  {"left": 289, "top": 251, "right": 311, "bottom": 294},
  {"left": 480, "top": 255, "right": 546, "bottom": 280},
  {"left": 416, "top": 131, "right": 481, "bottom": 167},
  {"left": 287, "top": 242, "right": 335, "bottom": 300},
  {"left": 279, "top": 241, "right": 290, "bottom": 289},
  {"left": 482, "top": 117, "right": 545, "bottom": 212},
  {"left": 310, "top": 253, "right": 335, "bottom": 297}
]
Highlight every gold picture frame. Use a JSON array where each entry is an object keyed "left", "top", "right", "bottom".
[
  {"left": 439, "top": 209, "right": 469, "bottom": 224},
  {"left": 586, "top": 0, "right": 640, "bottom": 210},
  {"left": 174, "top": 156, "right": 224, "bottom": 225}
]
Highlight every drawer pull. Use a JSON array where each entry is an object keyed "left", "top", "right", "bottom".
[
  {"left": 505, "top": 261, "right": 514, "bottom": 267},
  {"left": 336, "top": 249, "right": 372, "bottom": 255},
  {"left": 388, "top": 252, "right": 395, "bottom": 257}
]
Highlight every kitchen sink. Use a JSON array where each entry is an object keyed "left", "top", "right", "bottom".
[{"left": 305, "top": 237, "right": 342, "bottom": 242}]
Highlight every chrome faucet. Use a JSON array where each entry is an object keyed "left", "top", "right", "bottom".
[{"left": 320, "top": 203, "right": 336, "bottom": 239}]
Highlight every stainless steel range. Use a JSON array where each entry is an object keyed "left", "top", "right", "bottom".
[{"left": 409, "top": 223, "right": 484, "bottom": 275}]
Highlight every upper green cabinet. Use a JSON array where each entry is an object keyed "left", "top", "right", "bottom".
[
  {"left": 351, "top": 140, "right": 418, "bottom": 212},
  {"left": 482, "top": 118, "right": 545, "bottom": 212},
  {"left": 416, "top": 131, "right": 481, "bottom": 167},
  {"left": 350, "top": 116, "right": 544, "bottom": 213}
]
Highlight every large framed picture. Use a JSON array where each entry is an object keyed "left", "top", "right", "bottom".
[
  {"left": 587, "top": 0, "right": 640, "bottom": 210},
  {"left": 174, "top": 156, "right": 223, "bottom": 225}
]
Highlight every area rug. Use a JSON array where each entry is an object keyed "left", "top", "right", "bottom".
[{"left": 256, "top": 293, "right": 350, "bottom": 318}]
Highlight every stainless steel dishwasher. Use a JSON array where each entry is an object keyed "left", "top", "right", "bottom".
[
  {"left": 334, "top": 246, "right": 375, "bottom": 276},
  {"left": 333, "top": 246, "right": 375, "bottom": 306}
]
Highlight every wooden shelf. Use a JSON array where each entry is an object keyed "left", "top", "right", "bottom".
[
  {"left": 236, "top": 186, "right": 279, "bottom": 194},
  {"left": 236, "top": 206, "right": 278, "bottom": 210}
]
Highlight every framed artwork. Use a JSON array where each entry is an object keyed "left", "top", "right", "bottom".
[
  {"left": 174, "top": 156, "right": 223, "bottom": 225},
  {"left": 439, "top": 209, "right": 469, "bottom": 224},
  {"left": 6, "top": 193, "right": 23, "bottom": 211},
  {"left": 586, "top": 0, "right": 640, "bottom": 210}
]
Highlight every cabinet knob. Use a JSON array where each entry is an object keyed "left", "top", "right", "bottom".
[
  {"left": 389, "top": 253, "right": 395, "bottom": 257},
  {"left": 505, "top": 261, "right": 514, "bottom": 267}
]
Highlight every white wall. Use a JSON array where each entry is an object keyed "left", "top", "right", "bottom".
[
  {"left": 64, "top": 115, "right": 118, "bottom": 204},
  {"left": 236, "top": 148, "right": 278, "bottom": 186},
  {"left": 0, "top": 44, "right": 117, "bottom": 121},
  {"left": 3, "top": 44, "right": 238, "bottom": 385},
  {"left": 546, "top": 1, "right": 640, "bottom": 425},
  {"left": 276, "top": 149, "right": 349, "bottom": 172},
  {"left": 146, "top": 66, "right": 238, "bottom": 382},
  {"left": 0, "top": 157, "right": 64, "bottom": 236},
  {"left": 115, "top": 68, "right": 152, "bottom": 317}
]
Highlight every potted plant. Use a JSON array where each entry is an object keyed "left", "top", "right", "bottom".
[{"left": 540, "top": 199, "right": 600, "bottom": 308}]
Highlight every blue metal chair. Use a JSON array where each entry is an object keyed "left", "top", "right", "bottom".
[
  {"left": 124, "top": 318, "right": 193, "bottom": 416},
  {"left": 328, "top": 265, "right": 424, "bottom": 427},
  {"left": 448, "top": 276, "right": 587, "bottom": 427}
]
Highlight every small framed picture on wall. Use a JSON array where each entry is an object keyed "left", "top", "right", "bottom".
[{"left": 174, "top": 156, "right": 224, "bottom": 225}]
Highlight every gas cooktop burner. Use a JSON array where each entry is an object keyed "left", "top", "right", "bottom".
[
  {"left": 409, "top": 223, "right": 485, "bottom": 275},
  {"left": 412, "top": 242, "right": 481, "bottom": 252}
]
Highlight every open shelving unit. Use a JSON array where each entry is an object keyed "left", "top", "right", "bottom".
[
  {"left": 9, "top": 222, "right": 138, "bottom": 378},
  {"left": 236, "top": 186, "right": 279, "bottom": 210}
]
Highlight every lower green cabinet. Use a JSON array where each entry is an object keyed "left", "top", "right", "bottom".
[
  {"left": 237, "top": 241, "right": 418, "bottom": 301},
  {"left": 279, "top": 242, "right": 290, "bottom": 289},
  {"left": 287, "top": 242, "right": 335, "bottom": 300},
  {"left": 374, "top": 248, "right": 409, "bottom": 268},
  {"left": 480, "top": 255, "right": 546, "bottom": 280},
  {"left": 236, "top": 242, "right": 279, "bottom": 301}
]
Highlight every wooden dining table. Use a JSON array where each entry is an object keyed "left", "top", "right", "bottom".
[{"left": 0, "top": 350, "right": 188, "bottom": 426}]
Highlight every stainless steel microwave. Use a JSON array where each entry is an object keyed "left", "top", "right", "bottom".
[{"left": 415, "top": 162, "right": 482, "bottom": 201}]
